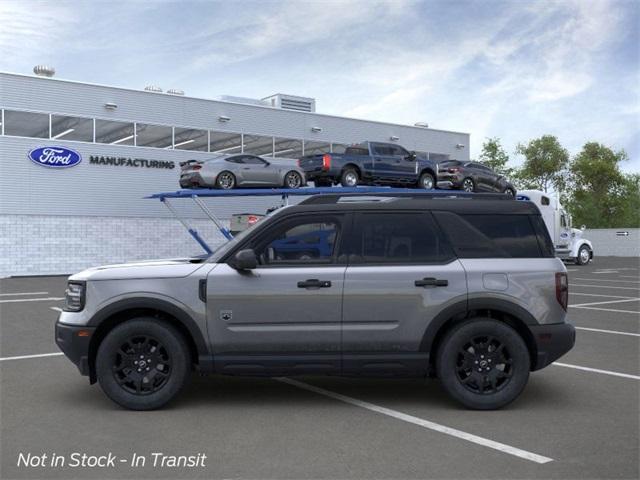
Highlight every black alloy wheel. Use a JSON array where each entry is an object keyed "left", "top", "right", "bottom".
[
  {"left": 96, "top": 318, "right": 190, "bottom": 410},
  {"left": 112, "top": 335, "right": 171, "bottom": 395},
  {"left": 437, "top": 319, "right": 530, "bottom": 410}
]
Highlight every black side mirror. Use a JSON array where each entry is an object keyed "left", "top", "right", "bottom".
[
  {"left": 407, "top": 151, "right": 417, "bottom": 161},
  {"left": 230, "top": 249, "right": 257, "bottom": 270}
]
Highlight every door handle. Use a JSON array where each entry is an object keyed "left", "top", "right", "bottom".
[
  {"left": 297, "top": 279, "right": 332, "bottom": 288},
  {"left": 415, "top": 277, "right": 448, "bottom": 287}
]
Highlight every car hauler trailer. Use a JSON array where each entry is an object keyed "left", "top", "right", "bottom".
[
  {"left": 517, "top": 190, "right": 593, "bottom": 265},
  {"left": 146, "top": 187, "right": 508, "bottom": 255}
]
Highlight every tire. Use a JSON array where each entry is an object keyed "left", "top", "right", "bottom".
[
  {"left": 340, "top": 168, "right": 359, "bottom": 187},
  {"left": 216, "top": 171, "right": 236, "bottom": 189},
  {"left": 576, "top": 245, "right": 591, "bottom": 265},
  {"left": 462, "top": 177, "right": 475, "bottom": 192},
  {"left": 503, "top": 187, "right": 515, "bottom": 196},
  {"left": 284, "top": 171, "right": 303, "bottom": 189},
  {"left": 417, "top": 172, "right": 435, "bottom": 190},
  {"left": 96, "top": 318, "right": 191, "bottom": 410},
  {"left": 436, "top": 319, "right": 530, "bottom": 410}
]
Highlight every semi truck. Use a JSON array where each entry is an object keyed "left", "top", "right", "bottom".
[{"left": 517, "top": 190, "right": 594, "bottom": 265}]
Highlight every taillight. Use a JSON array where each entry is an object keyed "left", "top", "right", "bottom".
[
  {"left": 192, "top": 165, "right": 202, "bottom": 170},
  {"left": 247, "top": 215, "right": 259, "bottom": 225},
  {"left": 297, "top": 159, "right": 301, "bottom": 167},
  {"left": 448, "top": 167, "right": 460, "bottom": 173},
  {"left": 322, "top": 154, "right": 332, "bottom": 171},
  {"left": 556, "top": 272, "right": 568, "bottom": 311}
]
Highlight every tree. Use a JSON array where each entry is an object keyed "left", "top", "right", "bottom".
[
  {"left": 479, "top": 137, "right": 512, "bottom": 176},
  {"left": 566, "top": 142, "right": 638, "bottom": 228},
  {"left": 516, "top": 135, "right": 569, "bottom": 193}
]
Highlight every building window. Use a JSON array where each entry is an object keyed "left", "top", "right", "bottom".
[
  {"left": 173, "top": 127, "right": 208, "bottom": 151},
  {"left": 244, "top": 134, "right": 274, "bottom": 156},
  {"left": 95, "top": 119, "right": 135, "bottom": 145},
  {"left": 273, "top": 137, "right": 303, "bottom": 159},
  {"left": 51, "top": 114, "right": 93, "bottom": 142},
  {"left": 303, "top": 141, "right": 331, "bottom": 156},
  {"left": 3, "top": 110, "right": 49, "bottom": 138},
  {"left": 210, "top": 131, "right": 243, "bottom": 154},
  {"left": 135, "top": 123, "right": 173, "bottom": 148}
]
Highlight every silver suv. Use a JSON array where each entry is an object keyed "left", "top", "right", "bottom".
[{"left": 56, "top": 192, "right": 575, "bottom": 410}]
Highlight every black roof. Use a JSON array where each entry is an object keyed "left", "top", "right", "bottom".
[{"left": 286, "top": 193, "right": 539, "bottom": 216}]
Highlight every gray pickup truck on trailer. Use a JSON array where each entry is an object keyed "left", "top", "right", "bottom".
[{"left": 56, "top": 191, "right": 575, "bottom": 411}]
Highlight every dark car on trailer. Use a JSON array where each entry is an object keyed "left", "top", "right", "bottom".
[{"left": 437, "top": 160, "right": 516, "bottom": 195}]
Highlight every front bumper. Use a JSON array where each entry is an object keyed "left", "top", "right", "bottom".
[
  {"left": 55, "top": 319, "right": 95, "bottom": 376},
  {"left": 529, "top": 322, "right": 576, "bottom": 370}
]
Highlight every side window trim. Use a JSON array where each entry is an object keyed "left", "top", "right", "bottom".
[
  {"left": 347, "top": 210, "right": 456, "bottom": 266},
  {"left": 245, "top": 213, "right": 347, "bottom": 268}
]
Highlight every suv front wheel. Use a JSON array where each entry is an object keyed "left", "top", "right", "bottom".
[
  {"left": 96, "top": 318, "right": 191, "bottom": 410},
  {"left": 436, "top": 319, "right": 530, "bottom": 410}
]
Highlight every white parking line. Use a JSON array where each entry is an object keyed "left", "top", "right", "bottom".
[
  {"left": 0, "top": 291, "right": 49, "bottom": 296},
  {"left": 277, "top": 377, "right": 553, "bottom": 464},
  {"left": 574, "top": 278, "right": 640, "bottom": 284},
  {"left": 553, "top": 362, "right": 640, "bottom": 380},
  {"left": 50, "top": 307, "right": 62, "bottom": 312},
  {"left": 571, "top": 306, "right": 640, "bottom": 315},
  {"left": 570, "top": 284, "right": 640, "bottom": 291},
  {"left": 570, "top": 292, "right": 637, "bottom": 299},
  {"left": 575, "top": 326, "right": 640, "bottom": 337},
  {"left": 0, "top": 297, "right": 64, "bottom": 304},
  {"left": 620, "top": 275, "right": 640, "bottom": 279},
  {"left": 570, "top": 298, "right": 640, "bottom": 307},
  {"left": 0, "top": 352, "right": 64, "bottom": 362},
  {"left": 593, "top": 271, "right": 619, "bottom": 274},
  {"left": 569, "top": 291, "right": 636, "bottom": 298}
]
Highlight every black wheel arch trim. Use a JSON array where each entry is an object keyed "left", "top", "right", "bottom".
[
  {"left": 420, "top": 297, "right": 540, "bottom": 368},
  {"left": 86, "top": 297, "right": 210, "bottom": 380}
]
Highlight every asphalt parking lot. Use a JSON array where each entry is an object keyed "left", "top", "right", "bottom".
[{"left": 1, "top": 257, "right": 638, "bottom": 479}]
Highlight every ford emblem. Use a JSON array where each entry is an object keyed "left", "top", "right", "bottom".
[{"left": 28, "top": 146, "right": 82, "bottom": 168}]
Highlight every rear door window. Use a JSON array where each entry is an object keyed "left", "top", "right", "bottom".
[
  {"left": 348, "top": 212, "right": 454, "bottom": 264},
  {"left": 434, "top": 212, "right": 542, "bottom": 258}
]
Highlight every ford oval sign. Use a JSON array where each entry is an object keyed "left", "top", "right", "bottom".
[{"left": 28, "top": 146, "right": 82, "bottom": 168}]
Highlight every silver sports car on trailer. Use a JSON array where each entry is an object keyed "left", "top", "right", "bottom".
[{"left": 179, "top": 154, "right": 306, "bottom": 189}]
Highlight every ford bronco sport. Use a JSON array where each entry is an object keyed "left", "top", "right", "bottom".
[{"left": 56, "top": 192, "right": 575, "bottom": 410}]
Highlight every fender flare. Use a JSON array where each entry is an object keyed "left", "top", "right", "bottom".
[
  {"left": 87, "top": 297, "right": 209, "bottom": 357},
  {"left": 419, "top": 297, "right": 538, "bottom": 355},
  {"left": 571, "top": 239, "right": 593, "bottom": 257}
]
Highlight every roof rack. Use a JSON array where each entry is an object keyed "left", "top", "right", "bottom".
[{"left": 146, "top": 186, "right": 514, "bottom": 254}]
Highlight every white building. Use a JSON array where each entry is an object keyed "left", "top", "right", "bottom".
[{"left": 0, "top": 70, "right": 470, "bottom": 277}]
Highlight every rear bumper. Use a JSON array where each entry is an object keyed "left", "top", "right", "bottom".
[
  {"left": 55, "top": 320, "right": 95, "bottom": 376},
  {"left": 530, "top": 322, "right": 576, "bottom": 371},
  {"left": 179, "top": 172, "right": 208, "bottom": 188}
]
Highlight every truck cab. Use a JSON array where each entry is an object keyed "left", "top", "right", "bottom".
[{"left": 517, "top": 190, "right": 593, "bottom": 265}]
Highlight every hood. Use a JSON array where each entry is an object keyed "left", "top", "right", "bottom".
[
  {"left": 571, "top": 228, "right": 584, "bottom": 239},
  {"left": 69, "top": 257, "right": 209, "bottom": 281}
]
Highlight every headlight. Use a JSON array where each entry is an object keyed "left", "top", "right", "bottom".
[{"left": 64, "top": 282, "right": 85, "bottom": 312}]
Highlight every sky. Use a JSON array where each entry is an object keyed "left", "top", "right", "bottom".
[{"left": 1, "top": 0, "right": 638, "bottom": 172}]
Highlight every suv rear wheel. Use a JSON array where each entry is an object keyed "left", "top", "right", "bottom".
[
  {"left": 96, "top": 318, "right": 191, "bottom": 410},
  {"left": 462, "top": 177, "right": 475, "bottom": 192},
  {"left": 437, "top": 319, "right": 530, "bottom": 410}
]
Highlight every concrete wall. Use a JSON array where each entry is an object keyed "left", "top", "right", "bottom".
[{"left": 584, "top": 228, "right": 640, "bottom": 257}]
